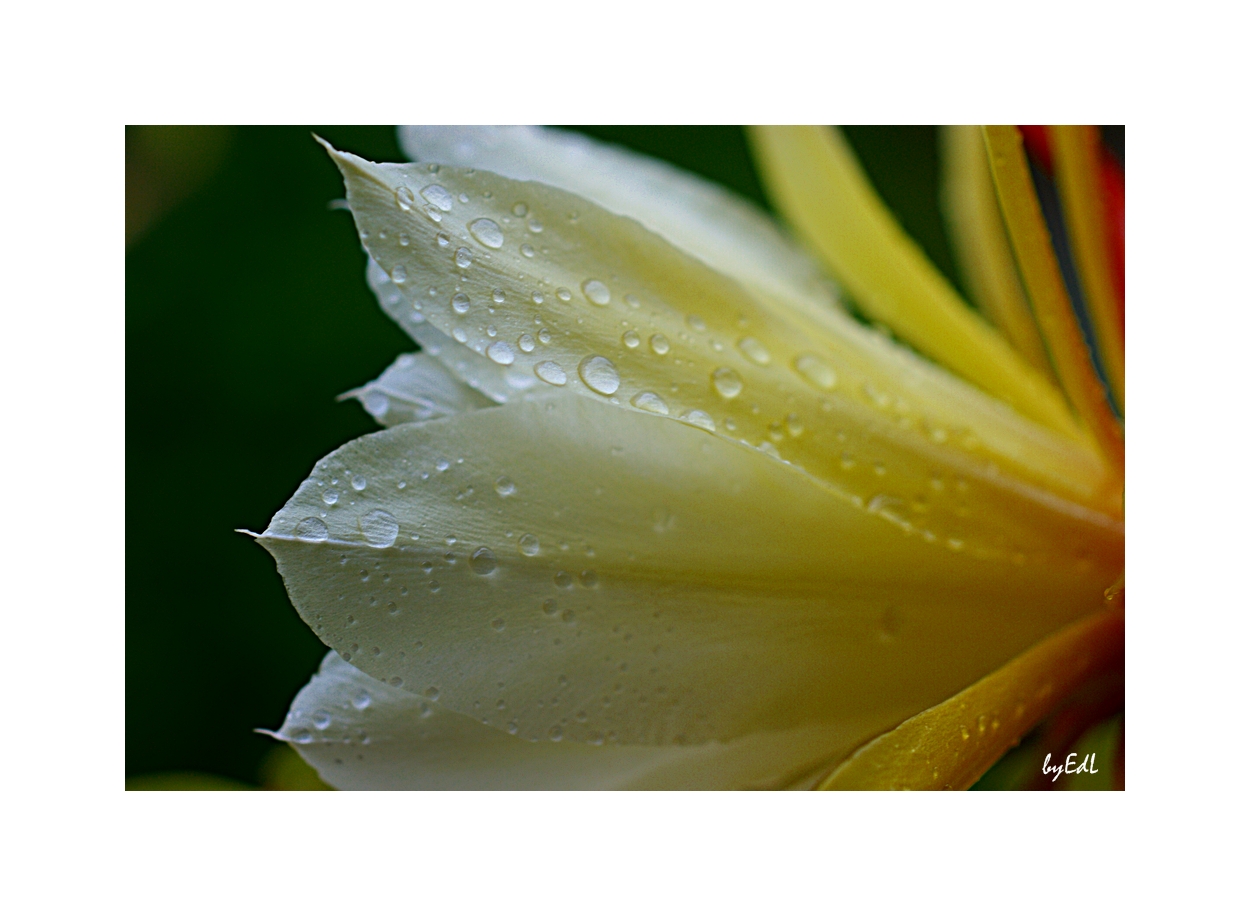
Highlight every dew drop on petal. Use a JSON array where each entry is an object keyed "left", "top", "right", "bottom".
[
  {"left": 737, "top": 336, "right": 771, "bottom": 365},
  {"left": 518, "top": 534, "right": 541, "bottom": 556},
  {"left": 351, "top": 690, "right": 372, "bottom": 710},
  {"left": 312, "top": 709, "right": 332, "bottom": 730},
  {"left": 395, "top": 186, "right": 415, "bottom": 211},
  {"left": 322, "top": 489, "right": 339, "bottom": 506},
  {"left": 452, "top": 292, "right": 471, "bottom": 314},
  {"left": 534, "top": 360, "right": 567, "bottom": 386},
  {"left": 630, "top": 391, "right": 669, "bottom": 415},
  {"left": 556, "top": 287, "right": 572, "bottom": 301},
  {"left": 389, "top": 264, "right": 407, "bottom": 284},
  {"left": 351, "top": 474, "right": 367, "bottom": 491},
  {"left": 469, "top": 546, "right": 498, "bottom": 575},
  {"left": 487, "top": 341, "right": 516, "bottom": 365},
  {"left": 649, "top": 334, "right": 670, "bottom": 355},
  {"left": 553, "top": 570, "right": 573, "bottom": 589},
  {"left": 294, "top": 517, "right": 329, "bottom": 542},
  {"left": 495, "top": 476, "right": 516, "bottom": 497},
  {"left": 520, "top": 243, "right": 535, "bottom": 258},
  {"left": 794, "top": 353, "right": 838, "bottom": 390},
  {"left": 454, "top": 247, "right": 473, "bottom": 269},
  {"left": 518, "top": 333, "right": 536, "bottom": 353},
  {"left": 578, "top": 355, "right": 620, "bottom": 395},
  {"left": 679, "top": 409, "right": 716, "bottom": 432},
  {"left": 468, "top": 218, "right": 504, "bottom": 248},
  {"left": 360, "top": 509, "right": 399, "bottom": 548},
  {"left": 420, "top": 184, "right": 454, "bottom": 211},
  {"left": 581, "top": 279, "right": 611, "bottom": 306},
  {"left": 622, "top": 330, "right": 641, "bottom": 349},
  {"left": 711, "top": 367, "right": 743, "bottom": 399}
]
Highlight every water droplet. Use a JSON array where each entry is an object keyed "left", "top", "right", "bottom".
[
  {"left": 687, "top": 314, "right": 707, "bottom": 332},
  {"left": 555, "top": 287, "right": 572, "bottom": 302},
  {"left": 712, "top": 367, "right": 743, "bottom": 399},
  {"left": 469, "top": 546, "right": 498, "bottom": 575},
  {"left": 360, "top": 509, "right": 399, "bottom": 547},
  {"left": 736, "top": 336, "right": 771, "bottom": 365},
  {"left": 399, "top": 232, "right": 410, "bottom": 246},
  {"left": 531, "top": 291, "right": 544, "bottom": 305},
  {"left": 454, "top": 247, "right": 473, "bottom": 269},
  {"left": 322, "top": 489, "right": 339, "bottom": 506},
  {"left": 794, "top": 353, "right": 838, "bottom": 390},
  {"left": 581, "top": 279, "right": 610, "bottom": 306},
  {"left": 579, "top": 569, "right": 599, "bottom": 588},
  {"left": 312, "top": 709, "right": 332, "bottom": 730},
  {"left": 785, "top": 413, "right": 804, "bottom": 437},
  {"left": 352, "top": 690, "right": 372, "bottom": 710},
  {"left": 548, "top": 725, "right": 563, "bottom": 742},
  {"left": 578, "top": 355, "right": 620, "bottom": 395},
  {"left": 649, "top": 334, "right": 670, "bottom": 355},
  {"left": 518, "top": 533, "right": 541, "bottom": 556},
  {"left": 960, "top": 725, "right": 970, "bottom": 740},
  {"left": 424, "top": 205, "right": 443, "bottom": 223},
  {"left": 630, "top": 391, "right": 669, "bottom": 415},
  {"left": 528, "top": 218, "right": 543, "bottom": 233},
  {"left": 436, "top": 232, "right": 450, "bottom": 247},
  {"left": 542, "top": 598, "right": 557, "bottom": 615},
  {"left": 389, "top": 264, "right": 407, "bottom": 284},
  {"left": 291, "top": 728, "right": 313, "bottom": 744},
  {"left": 495, "top": 476, "right": 516, "bottom": 497},
  {"left": 492, "top": 288, "right": 506, "bottom": 303},
  {"left": 424, "top": 686, "right": 441, "bottom": 700},
  {"left": 512, "top": 202, "right": 528, "bottom": 217},
  {"left": 351, "top": 474, "right": 367, "bottom": 491},
  {"left": 491, "top": 617, "right": 506, "bottom": 631},
  {"left": 622, "top": 330, "right": 641, "bottom": 349},
  {"left": 295, "top": 517, "right": 329, "bottom": 542},
  {"left": 507, "top": 719, "right": 519, "bottom": 734},
  {"left": 679, "top": 409, "right": 716, "bottom": 431},
  {"left": 395, "top": 186, "right": 415, "bottom": 211},
  {"left": 486, "top": 340, "right": 516, "bottom": 366},
  {"left": 420, "top": 184, "right": 454, "bottom": 211},
  {"left": 452, "top": 292, "right": 471, "bottom": 314},
  {"left": 452, "top": 328, "right": 468, "bottom": 343},
  {"left": 534, "top": 360, "right": 567, "bottom": 386},
  {"left": 520, "top": 243, "right": 535, "bottom": 258},
  {"left": 435, "top": 459, "right": 450, "bottom": 472},
  {"left": 553, "top": 570, "right": 573, "bottom": 589},
  {"left": 518, "top": 333, "right": 536, "bottom": 353}
]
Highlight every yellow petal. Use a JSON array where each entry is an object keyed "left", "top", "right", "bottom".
[
  {"left": 260, "top": 395, "right": 1121, "bottom": 751},
  {"left": 1050, "top": 125, "right": 1125, "bottom": 413},
  {"left": 340, "top": 351, "right": 495, "bottom": 427},
  {"left": 939, "top": 125, "right": 1056, "bottom": 381},
  {"left": 329, "top": 143, "right": 1121, "bottom": 526},
  {"left": 817, "top": 597, "right": 1123, "bottom": 790},
  {"left": 982, "top": 126, "right": 1125, "bottom": 476},
  {"left": 746, "top": 126, "right": 1079, "bottom": 438}
]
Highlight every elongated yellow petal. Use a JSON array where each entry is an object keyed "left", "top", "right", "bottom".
[
  {"left": 260, "top": 396, "right": 1120, "bottom": 752},
  {"left": 983, "top": 126, "right": 1125, "bottom": 476},
  {"left": 747, "top": 126, "right": 1078, "bottom": 438},
  {"left": 817, "top": 597, "right": 1124, "bottom": 790},
  {"left": 1050, "top": 125, "right": 1125, "bottom": 412},
  {"left": 328, "top": 144, "right": 1121, "bottom": 526},
  {"left": 940, "top": 126, "right": 1056, "bottom": 381}
]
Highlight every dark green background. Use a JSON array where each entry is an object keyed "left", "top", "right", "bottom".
[{"left": 125, "top": 126, "right": 973, "bottom": 784}]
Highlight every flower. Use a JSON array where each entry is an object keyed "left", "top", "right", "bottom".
[{"left": 258, "top": 126, "right": 1124, "bottom": 789}]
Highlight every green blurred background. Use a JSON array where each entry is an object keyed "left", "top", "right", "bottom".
[{"left": 127, "top": 126, "right": 1108, "bottom": 789}]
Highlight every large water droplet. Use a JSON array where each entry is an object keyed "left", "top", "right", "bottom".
[
  {"left": 352, "top": 690, "right": 372, "bottom": 710},
  {"left": 395, "top": 186, "right": 416, "bottom": 211},
  {"left": 468, "top": 218, "right": 504, "bottom": 249},
  {"left": 486, "top": 340, "right": 516, "bottom": 365},
  {"left": 452, "top": 292, "right": 471, "bottom": 314},
  {"left": 794, "top": 353, "right": 838, "bottom": 390},
  {"left": 679, "top": 409, "right": 716, "bottom": 431},
  {"left": 578, "top": 355, "right": 620, "bottom": 395},
  {"left": 711, "top": 367, "right": 743, "bottom": 399},
  {"left": 351, "top": 474, "right": 367, "bottom": 491},
  {"left": 469, "top": 546, "right": 498, "bottom": 575},
  {"left": 534, "top": 360, "right": 567, "bottom": 386},
  {"left": 360, "top": 509, "right": 399, "bottom": 547},
  {"left": 518, "top": 333, "right": 536, "bottom": 353},
  {"left": 622, "top": 330, "right": 641, "bottom": 349},
  {"left": 454, "top": 247, "right": 473, "bottom": 269},
  {"left": 495, "top": 476, "right": 516, "bottom": 497},
  {"left": 294, "top": 517, "right": 329, "bottom": 542},
  {"left": 630, "top": 391, "right": 669, "bottom": 415},
  {"left": 581, "top": 279, "right": 610, "bottom": 306},
  {"left": 322, "top": 489, "right": 339, "bottom": 506},
  {"left": 737, "top": 336, "right": 771, "bottom": 365},
  {"left": 421, "top": 184, "right": 454, "bottom": 211},
  {"left": 518, "top": 534, "right": 541, "bottom": 556},
  {"left": 649, "top": 334, "right": 670, "bottom": 355},
  {"left": 553, "top": 570, "right": 573, "bottom": 588}
]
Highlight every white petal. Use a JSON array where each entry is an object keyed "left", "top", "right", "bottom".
[
  {"left": 341, "top": 351, "right": 495, "bottom": 427},
  {"left": 261, "top": 396, "right": 1121, "bottom": 750},
  {"left": 271, "top": 652, "right": 869, "bottom": 789},
  {"left": 397, "top": 126, "right": 839, "bottom": 315},
  {"left": 333, "top": 145, "right": 1118, "bottom": 517},
  {"left": 365, "top": 257, "right": 543, "bottom": 402}
]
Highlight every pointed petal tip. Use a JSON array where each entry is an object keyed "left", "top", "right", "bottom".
[
  {"left": 235, "top": 528, "right": 262, "bottom": 539},
  {"left": 253, "top": 727, "right": 283, "bottom": 741}
]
